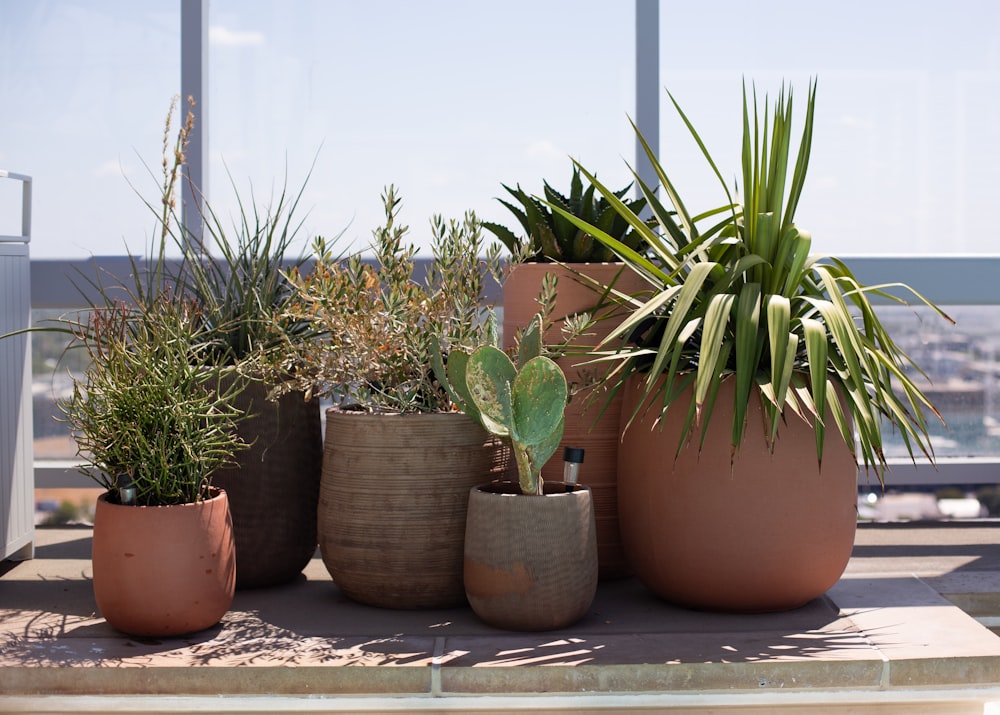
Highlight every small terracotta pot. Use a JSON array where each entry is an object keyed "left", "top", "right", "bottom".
[
  {"left": 618, "top": 375, "right": 859, "bottom": 613},
  {"left": 320, "top": 408, "right": 508, "bottom": 609},
  {"left": 92, "top": 487, "right": 235, "bottom": 637},
  {"left": 464, "top": 481, "right": 598, "bottom": 631},
  {"left": 503, "top": 262, "right": 646, "bottom": 579}
]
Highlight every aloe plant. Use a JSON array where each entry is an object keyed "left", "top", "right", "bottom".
[
  {"left": 547, "top": 79, "right": 953, "bottom": 481},
  {"left": 432, "top": 316, "right": 567, "bottom": 495},
  {"left": 482, "top": 165, "right": 647, "bottom": 262}
]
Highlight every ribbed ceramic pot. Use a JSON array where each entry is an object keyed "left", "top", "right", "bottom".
[
  {"left": 617, "top": 375, "right": 859, "bottom": 613},
  {"left": 503, "top": 262, "right": 645, "bottom": 579},
  {"left": 212, "top": 376, "right": 322, "bottom": 589},
  {"left": 464, "top": 481, "right": 598, "bottom": 631},
  {"left": 92, "top": 487, "right": 235, "bottom": 637},
  {"left": 320, "top": 408, "right": 508, "bottom": 609}
]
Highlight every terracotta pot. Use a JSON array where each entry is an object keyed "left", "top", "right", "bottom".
[
  {"left": 212, "top": 376, "right": 322, "bottom": 589},
  {"left": 464, "top": 480, "right": 598, "bottom": 631},
  {"left": 617, "top": 375, "right": 859, "bottom": 612},
  {"left": 320, "top": 408, "right": 508, "bottom": 609},
  {"left": 92, "top": 487, "right": 235, "bottom": 637},
  {"left": 503, "top": 262, "right": 645, "bottom": 579}
]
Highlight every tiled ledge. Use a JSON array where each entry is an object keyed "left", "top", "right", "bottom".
[{"left": 1, "top": 525, "right": 999, "bottom": 713}]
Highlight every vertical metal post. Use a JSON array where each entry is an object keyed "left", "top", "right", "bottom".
[
  {"left": 180, "top": 0, "right": 208, "bottom": 252},
  {"left": 635, "top": 0, "right": 660, "bottom": 198}
]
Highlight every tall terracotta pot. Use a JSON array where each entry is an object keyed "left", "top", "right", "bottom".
[
  {"left": 320, "top": 408, "right": 508, "bottom": 609},
  {"left": 92, "top": 487, "right": 235, "bottom": 637},
  {"left": 464, "top": 481, "right": 598, "bottom": 631},
  {"left": 618, "top": 375, "right": 859, "bottom": 613},
  {"left": 212, "top": 376, "right": 322, "bottom": 589},
  {"left": 503, "top": 262, "right": 645, "bottom": 579}
]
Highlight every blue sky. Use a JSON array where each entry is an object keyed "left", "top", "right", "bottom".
[{"left": 2, "top": 0, "right": 999, "bottom": 258}]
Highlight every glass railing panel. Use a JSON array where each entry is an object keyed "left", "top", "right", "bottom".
[
  {"left": 207, "top": 0, "right": 636, "bottom": 256},
  {"left": 0, "top": 2, "right": 179, "bottom": 259},
  {"left": 659, "top": 3, "right": 1000, "bottom": 257},
  {"left": 868, "top": 305, "right": 1000, "bottom": 460}
]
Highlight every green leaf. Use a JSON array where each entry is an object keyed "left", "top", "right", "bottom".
[
  {"left": 445, "top": 349, "right": 481, "bottom": 422},
  {"left": 466, "top": 346, "right": 516, "bottom": 437},
  {"left": 511, "top": 356, "right": 567, "bottom": 446},
  {"left": 518, "top": 314, "right": 544, "bottom": 367},
  {"left": 765, "top": 294, "right": 792, "bottom": 409},
  {"left": 733, "top": 282, "right": 762, "bottom": 447},
  {"left": 525, "top": 414, "right": 564, "bottom": 486},
  {"left": 695, "top": 292, "right": 736, "bottom": 415},
  {"left": 801, "top": 316, "right": 828, "bottom": 459}
]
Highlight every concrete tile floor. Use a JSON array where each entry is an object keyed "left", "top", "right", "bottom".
[{"left": 1, "top": 522, "right": 999, "bottom": 713}]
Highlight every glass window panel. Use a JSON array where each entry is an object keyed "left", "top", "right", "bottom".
[
  {"left": 31, "top": 309, "right": 88, "bottom": 460},
  {"left": 873, "top": 305, "right": 1000, "bottom": 460},
  {"left": 207, "top": 0, "right": 636, "bottom": 257},
  {"left": 0, "top": 1, "right": 179, "bottom": 259},
  {"left": 658, "top": 0, "right": 1000, "bottom": 256},
  {"left": 0, "top": 178, "right": 25, "bottom": 238}
]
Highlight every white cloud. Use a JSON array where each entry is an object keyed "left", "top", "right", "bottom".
[
  {"left": 525, "top": 140, "right": 562, "bottom": 161},
  {"left": 94, "top": 159, "right": 128, "bottom": 179},
  {"left": 812, "top": 174, "right": 839, "bottom": 191},
  {"left": 837, "top": 114, "right": 873, "bottom": 130},
  {"left": 209, "top": 26, "right": 265, "bottom": 47}
]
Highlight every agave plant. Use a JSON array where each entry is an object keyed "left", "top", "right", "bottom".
[
  {"left": 548, "top": 79, "right": 952, "bottom": 481},
  {"left": 482, "top": 164, "right": 647, "bottom": 262}
]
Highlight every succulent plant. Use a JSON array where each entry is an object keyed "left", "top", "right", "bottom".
[
  {"left": 482, "top": 165, "right": 647, "bottom": 263},
  {"left": 432, "top": 316, "right": 568, "bottom": 496}
]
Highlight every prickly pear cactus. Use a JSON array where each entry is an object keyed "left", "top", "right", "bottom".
[
  {"left": 430, "top": 314, "right": 567, "bottom": 495},
  {"left": 464, "top": 346, "right": 566, "bottom": 496}
]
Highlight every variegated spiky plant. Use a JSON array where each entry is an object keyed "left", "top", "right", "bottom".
[
  {"left": 549, "top": 79, "right": 952, "bottom": 482},
  {"left": 482, "top": 165, "right": 647, "bottom": 262}
]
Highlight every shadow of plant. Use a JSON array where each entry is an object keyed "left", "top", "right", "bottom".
[{"left": 184, "top": 611, "right": 447, "bottom": 666}]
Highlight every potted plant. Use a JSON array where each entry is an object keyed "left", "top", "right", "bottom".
[
  {"left": 142, "top": 98, "right": 324, "bottom": 589},
  {"left": 550, "top": 80, "right": 953, "bottom": 612},
  {"left": 258, "top": 186, "right": 507, "bottom": 609},
  {"left": 432, "top": 315, "right": 598, "bottom": 631},
  {"left": 482, "top": 165, "right": 649, "bottom": 579},
  {"left": 58, "top": 295, "right": 248, "bottom": 637}
]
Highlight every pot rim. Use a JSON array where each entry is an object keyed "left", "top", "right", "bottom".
[{"left": 97, "top": 486, "right": 227, "bottom": 510}]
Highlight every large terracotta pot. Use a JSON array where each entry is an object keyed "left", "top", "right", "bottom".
[
  {"left": 503, "top": 262, "right": 645, "bottom": 579},
  {"left": 618, "top": 375, "right": 859, "bottom": 612},
  {"left": 92, "top": 487, "right": 235, "bottom": 637},
  {"left": 320, "top": 408, "right": 508, "bottom": 609},
  {"left": 464, "top": 481, "right": 598, "bottom": 631},
  {"left": 212, "top": 376, "right": 322, "bottom": 589}
]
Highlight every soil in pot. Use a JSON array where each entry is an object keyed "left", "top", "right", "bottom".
[{"left": 464, "top": 480, "right": 598, "bottom": 631}]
